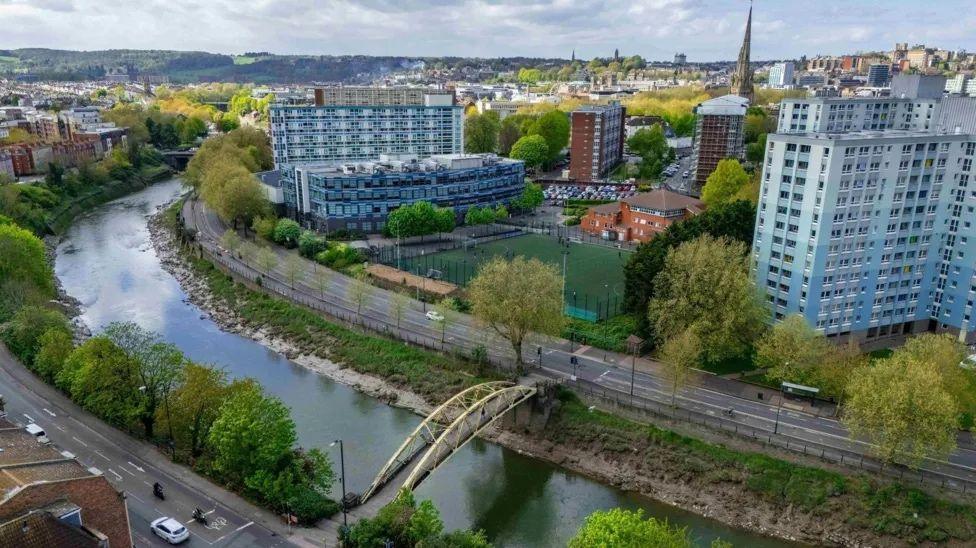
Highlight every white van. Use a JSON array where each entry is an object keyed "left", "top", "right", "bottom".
[{"left": 25, "top": 423, "right": 51, "bottom": 444}]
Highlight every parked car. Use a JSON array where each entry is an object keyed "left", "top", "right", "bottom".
[
  {"left": 426, "top": 310, "right": 445, "bottom": 322},
  {"left": 24, "top": 423, "right": 50, "bottom": 445},
  {"left": 151, "top": 517, "right": 189, "bottom": 544},
  {"left": 682, "top": 171, "right": 690, "bottom": 178}
]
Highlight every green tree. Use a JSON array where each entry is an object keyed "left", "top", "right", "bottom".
[
  {"left": 391, "top": 291, "right": 409, "bottom": 330},
  {"left": 208, "top": 380, "right": 297, "bottom": 487},
  {"left": 312, "top": 266, "right": 332, "bottom": 298},
  {"left": 349, "top": 270, "right": 372, "bottom": 319},
  {"left": 627, "top": 125, "right": 673, "bottom": 180},
  {"left": 0, "top": 223, "right": 54, "bottom": 297},
  {"left": 62, "top": 337, "right": 143, "bottom": 428},
  {"left": 103, "top": 322, "right": 186, "bottom": 438},
  {"left": 509, "top": 135, "right": 549, "bottom": 170},
  {"left": 746, "top": 133, "right": 767, "bottom": 163},
  {"left": 844, "top": 352, "right": 958, "bottom": 467},
  {"left": 298, "top": 231, "right": 327, "bottom": 259},
  {"left": 659, "top": 329, "right": 701, "bottom": 407},
  {"left": 623, "top": 200, "right": 756, "bottom": 324},
  {"left": 464, "top": 112, "right": 500, "bottom": 153},
  {"left": 273, "top": 218, "right": 302, "bottom": 248},
  {"left": 529, "top": 110, "right": 570, "bottom": 165},
  {"left": 157, "top": 362, "right": 232, "bottom": 460},
  {"left": 756, "top": 315, "right": 831, "bottom": 385},
  {"left": 221, "top": 229, "right": 242, "bottom": 255},
  {"left": 701, "top": 159, "right": 751, "bottom": 207},
  {"left": 648, "top": 235, "right": 766, "bottom": 363},
  {"left": 1, "top": 306, "right": 68, "bottom": 365},
  {"left": 468, "top": 257, "right": 565, "bottom": 367},
  {"left": 514, "top": 182, "right": 544, "bottom": 212},
  {"left": 498, "top": 116, "right": 522, "bottom": 156},
  {"left": 256, "top": 246, "right": 277, "bottom": 275},
  {"left": 569, "top": 508, "right": 693, "bottom": 548},
  {"left": 344, "top": 490, "right": 488, "bottom": 548},
  {"left": 33, "top": 328, "right": 74, "bottom": 383},
  {"left": 284, "top": 254, "right": 305, "bottom": 288},
  {"left": 899, "top": 333, "right": 976, "bottom": 423}
]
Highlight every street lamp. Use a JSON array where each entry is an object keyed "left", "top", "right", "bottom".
[
  {"left": 774, "top": 365, "right": 789, "bottom": 435},
  {"left": 330, "top": 439, "right": 348, "bottom": 528}
]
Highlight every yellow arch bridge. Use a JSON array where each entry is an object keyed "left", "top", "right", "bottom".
[{"left": 357, "top": 381, "right": 536, "bottom": 505}]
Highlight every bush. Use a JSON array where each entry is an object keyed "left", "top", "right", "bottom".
[
  {"left": 0, "top": 306, "right": 70, "bottom": 365},
  {"left": 252, "top": 216, "right": 276, "bottom": 241},
  {"left": 314, "top": 243, "right": 363, "bottom": 270},
  {"left": 298, "top": 230, "right": 328, "bottom": 258},
  {"left": 287, "top": 486, "right": 340, "bottom": 524},
  {"left": 273, "top": 218, "right": 301, "bottom": 248}
]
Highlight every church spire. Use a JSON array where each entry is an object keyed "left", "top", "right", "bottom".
[{"left": 730, "top": 2, "right": 754, "bottom": 103}]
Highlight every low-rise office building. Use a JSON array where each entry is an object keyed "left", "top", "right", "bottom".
[
  {"left": 580, "top": 189, "right": 704, "bottom": 243},
  {"left": 283, "top": 153, "right": 524, "bottom": 233}
]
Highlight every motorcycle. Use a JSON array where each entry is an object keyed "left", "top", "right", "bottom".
[
  {"left": 152, "top": 482, "right": 165, "bottom": 501},
  {"left": 193, "top": 508, "right": 208, "bottom": 525}
]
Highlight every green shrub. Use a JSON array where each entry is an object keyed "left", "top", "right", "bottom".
[
  {"left": 273, "top": 218, "right": 301, "bottom": 248},
  {"left": 33, "top": 327, "right": 75, "bottom": 382},
  {"left": 1, "top": 305, "right": 69, "bottom": 365}
]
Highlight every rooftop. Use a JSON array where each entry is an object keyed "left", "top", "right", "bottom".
[
  {"left": 771, "top": 129, "right": 972, "bottom": 141},
  {"left": 0, "top": 424, "right": 95, "bottom": 503},
  {"left": 296, "top": 153, "right": 521, "bottom": 177},
  {"left": 695, "top": 94, "right": 749, "bottom": 116},
  {"left": 0, "top": 510, "right": 102, "bottom": 548}
]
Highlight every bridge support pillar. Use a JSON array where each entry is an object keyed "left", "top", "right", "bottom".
[{"left": 502, "top": 379, "right": 559, "bottom": 434}]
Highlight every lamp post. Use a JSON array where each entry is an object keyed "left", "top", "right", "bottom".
[
  {"left": 774, "top": 365, "right": 789, "bottom": 435},
  {"left": 330, "top": 439, "right": 348, "bottom": 528}
]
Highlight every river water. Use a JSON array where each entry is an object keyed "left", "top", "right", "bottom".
[{"left": 54, "top": 178, "right": 790, "bottom": 547}]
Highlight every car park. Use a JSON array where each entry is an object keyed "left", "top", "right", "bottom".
[{"left": 150, "top": 517, "right": 189, "bottom": 544}]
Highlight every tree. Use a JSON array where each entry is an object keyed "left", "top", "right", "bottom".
[
  {"left": 391, "top": 291, "right": 409, "bottom": 330},
  {"left": 509, "top": 135, "right": 549, "bottom": 170},
  {"left": 529, "top": 110, "right": 570, "bottom": 165},
  {"left": 33, "top": 328, "right": 74, "bottom": 383},
  {"left": 103, "top": 322, "right": 186, "bottom": 438},
  {"left": 256, "top": 246, "right": 277, "bottom": 275},
  {"left": 208, "top": 380, "right": 297, "bottom": 487},
  {"left": 468, "top": 257, "right": 565, "bottom": 367},
  {"left": 624, "top": 200, "right": 756, "bottom": 322},
  {"left": 569, "top": 508, "right": 693, "bottom": 548},
  {"left": 746, "top": 133, "right": 768, "bottom": 163},
  {"left": 298, "top": 231, "right": 327, "bottom": 259},
  {"left": 464, "top": 112, "right": 500, "bottom": 153},
  {"left": 627, "top": 125, "right": 673, "bottom": 180},
  {"left": 344, "top": 490, "right": 488, "bottom": 548},
  {"left": 383, "top": 201, "right": 453, "bottom": 240},
  {"left": 157, "top": 362, "right": 232, "bottom": 459},
  {"left": 432, "top": 301, "right": 453, "bottom": 343},
  {"left": 221, "top": 229, "right": 242, "bottom": 255},
  {"left": 213, "top": 174, "right": 270, "bottom": 232},
  {"left": 659, "top": 329, "right": 701, "bottom": 407},
  {"left": 648, "top": 235, "right": 766, "bottom": 363},
  {"left": 756, "top": 314, "right": 831, "bottom": 385},
  {"left": 514, "top": 182, "right": 544, "bottom": 212},
  {"left": 844, "top": 352, "right": 957, "bottom": 467},
  {"left": 61, "top": 337, "right": 143, "bottom": 428},
  {"left": 273, "top": 218, "right": 302, "bottom": 248},
  {"left": 701, "top": 159, "right": 751, "bottom": 207},
  {"left": 1, "top": 306, "right": 69, "bottom": 365},
  {"left": 0, "top": 223, "right": 54, "bottom": 297},
  {"left": 498, "top": 116, "right": 522, "bottom": 156},
  {"left": 284, "top": 254, "right": 305, "bottom": 288},
  {"left": 349, "top": 270, "right": 372, "bottom": 319},
  {"left": 898, "top": 333, "right": 976, "bottom": 423},
  {"left": 312, "top": 266, "right": 332, "bottom": 298}
]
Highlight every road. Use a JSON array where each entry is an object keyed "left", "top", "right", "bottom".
[
  {"left": 186, "top": 198, "right": 976, "bottom": 488},
  {"left": 661, "top": 155, "right": 694, "bottom": 195},
  {"left": 0, "top": 344, "right": 297, "bottom": 548}
]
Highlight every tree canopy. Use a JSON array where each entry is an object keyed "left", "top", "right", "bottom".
[
  {"left": 468, "top": 256, "right": 565, "bottom": 366},
  {"left": 701, "top": 159, "right": 751, "bottom": 207},
  {"left": 627, "top": 125, "right": 674, "bottom": 180},
  {"left": 569, "top": 508, "right": 695, "bottom": 548},
  {"left": 383, "top": 201, "right": 455, "bottom": 239},
  {"left": 464, "top": 111, "right": 500, "bottom": 153},
  {"left": 509, "top": 135, "right": 549, "bottom": 169}
]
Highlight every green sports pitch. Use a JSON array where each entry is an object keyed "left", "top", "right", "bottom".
[{"left": 398, "top": 233, "right": 630, "bottom": 319}]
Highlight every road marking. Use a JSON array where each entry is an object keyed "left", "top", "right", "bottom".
[
  {"left": 94, "top": 450, "right": 110, "bottom": 461},
  {"left": 128, "top": 492, "right": 146, "bottom": 504},
  {"left": 128, "top": 461, "right": 146, "bottom": 473},
  {"left": 43, "top": 408, "right": 56, "bottom": 417},
  {"left": 119, "top": 465, "right": 136, "bottom": 477},
  {"left": 54, "top": 425, "right": 65, "bottom": 431},
  {"left": 107, "top": 468, "right": 123, "bottom": 481},
  {"left": 234, "top": 521, "right": 253, "bottom": 533},
  {"left": 23, "top": 413, "right": 34, "bottom": 423},
  {"left": 71, "top": 436, "right": 88, "bottom": 447}
]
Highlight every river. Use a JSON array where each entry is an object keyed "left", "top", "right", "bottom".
[{"left": 54, "top": 178, "right": 791, "bottom": 547}]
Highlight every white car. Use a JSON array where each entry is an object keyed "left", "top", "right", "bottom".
[
  {"left": 425, "top": 310, "right": 445, "bottom": 322},
  {"left": 151, "top": 517, "right": 189, "bottom": 544}
]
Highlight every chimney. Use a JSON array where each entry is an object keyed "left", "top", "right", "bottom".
[{"left": 313, "top": 88, "right": 324, "bottom": 107}]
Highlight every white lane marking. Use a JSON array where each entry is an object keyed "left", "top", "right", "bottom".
[
  {"left": 119, "top": 465, "right": 136, "bottom": 477},
  {"left": 23, "top": 413, "right": 34, "bottom": 423},
  {"left": 128, "top": 492, "right": 146, "bottom": 504},
  {"left": 128, "top": 461, "right": 146, "bottom": 473},
  {"left": 71, "top": 436, "right": 89, "bottom": 447},
  {"left": 94, "top": 450, "right": 110, "bottom": 461},
  {"left": 55, "top": 425, "right": 65, "bottom": 431},
  {"left": 108, "top": 468, "right": 123, "bottom": 481},
  {"left": 234, "top": 521, "right": 253, "bottom": 533},
  {"left": 43, "top": 408, "right": 56, "bottom": 417}
]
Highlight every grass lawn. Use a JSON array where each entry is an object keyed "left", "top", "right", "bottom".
[
  {"left": 232, "top": 55, "right": 257, "bottom": 65},
  {"left": 400, "top": 233, "right": 630, "bottom": 319}
]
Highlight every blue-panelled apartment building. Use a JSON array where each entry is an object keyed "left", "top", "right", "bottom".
[
  {"left": 753, "top": 74, "right": 976, "bottom": 345},
  {"left": 266, "top": 86, "right": 525, "bottom": 232}
]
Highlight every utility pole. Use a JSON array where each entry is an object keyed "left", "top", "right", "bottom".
[{"left": 331, "top": 439, "right": 348, "bottom": 528}]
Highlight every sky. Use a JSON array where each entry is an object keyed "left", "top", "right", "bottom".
[{"left": 2, "top": 0, "right": 975, "bottom": 61}]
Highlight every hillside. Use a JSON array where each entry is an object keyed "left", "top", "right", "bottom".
[{"left": 0, "top": 48, "right": 567, "bottom": 84}]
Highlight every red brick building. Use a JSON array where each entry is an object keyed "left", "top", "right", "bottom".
[
  {"left": 580, "top": 189, "right": 704, "bottom": 243},
  {"left": 0, "top": 418, "right": 131, "bottom": 547},
  {"left": 569, "top": 102, "right": 625, "bottom": 182}
]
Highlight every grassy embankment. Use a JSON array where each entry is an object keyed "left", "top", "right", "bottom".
[
  {"left": 552, "top": 390, "right": 976, "bottom": 544},
  {"left": 165, "top": 202, "right": 976, "bottom": 545},
  {"left": 47, "top": 164, "right": 172, "bottom": 233}
]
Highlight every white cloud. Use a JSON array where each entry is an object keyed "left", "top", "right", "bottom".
[{"left": 0, "top": 0, "right": 973, "bottom": 60}]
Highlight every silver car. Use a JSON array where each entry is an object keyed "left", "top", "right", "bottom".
[{"left": 151, "top": 517, "right": 190, "bottom": 544}]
